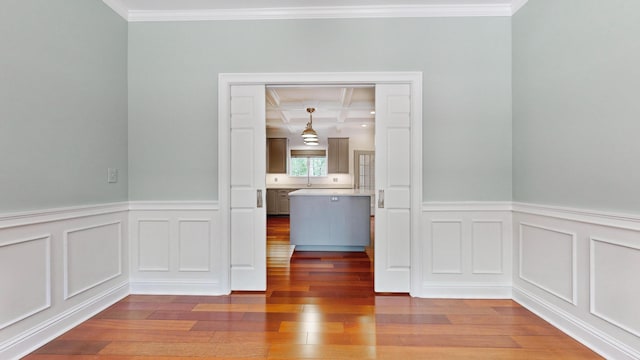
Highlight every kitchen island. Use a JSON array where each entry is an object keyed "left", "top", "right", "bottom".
[{"left": 289, "top": 189, "right": 373, "bottom": 251}]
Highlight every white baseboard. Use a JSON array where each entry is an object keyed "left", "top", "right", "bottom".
[
  {"left": 513, "top": 286, "right": 640, "bottom": 360},
  {"left": 420, "top": 283, "right": 512, "bottom": 299},
  {"left": 0, "top": 281, "right": 128, "bottom": 360},
  {"left": 129, "top": 280, "right": 228, "bottom": 296}
]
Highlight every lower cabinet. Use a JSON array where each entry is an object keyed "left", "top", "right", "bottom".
[
  {"left": 266, "top": 189, "right": 278, "bottom": 214},
  {"left": 267, "top": 189, "right": 294, "bottom": 215}
]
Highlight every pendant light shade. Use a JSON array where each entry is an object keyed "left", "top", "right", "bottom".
[{"left": 302, "top": 107, "right": 318, "bottom": 144}]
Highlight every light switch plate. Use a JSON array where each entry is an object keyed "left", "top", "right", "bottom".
[{"left": 107, "top": 168, "right": 118, "bottom": 183}]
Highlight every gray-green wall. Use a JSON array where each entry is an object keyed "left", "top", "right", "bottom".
[
  {"left": 128, "top": 18, "right": 512, "bottom": 202},
  {"left": 513, "top": 0, "right": 640, "bottom": 213},
  {"left": 0, "top": 0, "right": 128, "bottom": 212}
]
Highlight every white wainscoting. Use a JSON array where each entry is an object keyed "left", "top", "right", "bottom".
[
  {"left": 0, "top": 235, "right": 51, "bottom": 331},
  {"left": 518, "top": 222, "right": 577, "bottom": 305},
  {"left": 420, "top": 202, "right": 513, "bottom": 298},
  {"left": 513, "top": 202, "right": 640, "bottom": 360},
  {"left": 0, "top": 203, "right": 129, "bottom": 360},
  {"left": 2, "top": 200, "right": 639, "bottom": 359},
  {"left": 129, "top": 201, "right": 223, "bottom": 295},
  {"left": 64, "top": 221, "right": 123, "bottom": 299}
]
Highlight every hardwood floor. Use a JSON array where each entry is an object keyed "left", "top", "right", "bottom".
[{"left": 24, "top": 216, "right": 602, "bottom": 359}]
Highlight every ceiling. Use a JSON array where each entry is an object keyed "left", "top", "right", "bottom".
[
  {"left": 102, "top": 0, "right": 528, "bottom": 21},
  {"left": 266, "top": 85, "right": 375, "bottom": 139},
  {"left": 266, "top": 86, "right": 375, "bottom": 136}
]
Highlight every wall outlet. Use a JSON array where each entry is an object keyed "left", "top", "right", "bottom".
[
  {"left": 107, "top": 168, "right": 118, "bottom": 183},
  {"left": 274, "top": 177, "right": 278, "bottom": 182},
  {"left": 333, "top": 178, "right": 338, "bottom": 182}
]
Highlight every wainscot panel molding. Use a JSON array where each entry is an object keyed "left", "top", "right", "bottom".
[
  {"left": 590, "top": 236, "right": 640, "bottom": 338},
  {"left": 419, "top": 202, "right": 513, "bottom": 298},
  {"left": 128, "top": 201, "right": 219, "bottom": 211},
  {"left": 512, "top": 202, "right": 640, "bottom": 229},
  {"left": 0, "top": 235, "right": 51, "bottom": 331},
  {"left": 513, "top": 203, "right": 640, "bottom": 360},
  {"left": 129, "top": 202, "right": 224, "bottom": 295},
  {"left": 0, "top": 202, "right": 129, "bottom": 229},
  {"left": 64, "top": 221, "right": 123, "bottom": 300},
  {"left": 518, "top": 222, "right": 577, "bottom": 305},
  {"left": 0, "top": 204, "right": 129, "bottom": 360}
]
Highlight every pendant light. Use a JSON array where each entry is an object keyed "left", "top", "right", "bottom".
[{"left": 302, "top": 107, "right": 319, "bottom": 145}]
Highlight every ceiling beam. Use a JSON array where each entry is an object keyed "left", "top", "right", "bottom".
[
  {"left": 340, "top": 88, "right": 354, "bottom": 108},
  {"left": 266, "top": 88, "right": 281, "bottom": 107}
]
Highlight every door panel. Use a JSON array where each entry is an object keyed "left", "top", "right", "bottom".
[
  {"left": 230, "top": 85, "right": 266, "bottom": 291},
  {"left": 375, "top": 84, "right": 411, "bottom": 293}
]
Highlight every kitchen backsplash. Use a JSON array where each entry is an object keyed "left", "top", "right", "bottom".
[{"left": 266, "top": 173, "right": 352, "bottom": 188}]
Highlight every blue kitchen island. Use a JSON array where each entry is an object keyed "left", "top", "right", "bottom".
[{"left": 288, "top": 189, "right": 373, "bottom": 251}]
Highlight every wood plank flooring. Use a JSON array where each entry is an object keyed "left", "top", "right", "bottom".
[{"left": 24, "top": 216, "right": 602, "bottom": 359}]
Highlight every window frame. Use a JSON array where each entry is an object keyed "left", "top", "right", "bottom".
[{"left": 289, "top": 150, "right": 328, "bottom": 178}]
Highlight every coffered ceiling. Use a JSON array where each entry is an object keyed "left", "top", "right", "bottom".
[
  {"left": 102, "top": 0, "right": 529, "bottom": 21},
  {"left": 266, "top": 86, "right": 375, "bottom": 136}
]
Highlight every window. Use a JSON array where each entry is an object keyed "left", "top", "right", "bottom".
[{"left": 290, "top": 149, "right": 327, "bottom": 177}]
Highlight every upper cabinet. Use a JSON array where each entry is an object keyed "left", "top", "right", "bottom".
[
  {"left": 328, "top": 137, "right": 349, "bottom": 174},
  {"left": 267, "top": 138, "right": 287, "bottom": 173}
]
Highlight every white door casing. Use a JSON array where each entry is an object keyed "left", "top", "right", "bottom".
[
  {"left": 229, "top": 85, "right": 266, "bottom": 290},
  {"left": 374, "top": 84, "right": 412, "bottom": 292},
  {"left": 218, "top": 72, "right": 422, "bottom": 295}
]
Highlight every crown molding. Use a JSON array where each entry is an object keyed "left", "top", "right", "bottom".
[{"left": 102, "top": 3, "right": 527, "bottom": 22}]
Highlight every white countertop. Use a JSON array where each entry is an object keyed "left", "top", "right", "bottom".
[
  {"left": 288, "top": 189, "right": 374, "bottom": 197},
  {"left": 267, "top": 184, "right": 352, "bottom": 190}
]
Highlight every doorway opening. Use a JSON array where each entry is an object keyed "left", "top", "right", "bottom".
[
  {"left": 265, "top": 84, "right": 375, "bottom": 287},
  {"left": 219, "top": 72, "right": 422, "bottom": 295},
  {"left": 264, "top": 85, "right": 376, "bottom": 289}
]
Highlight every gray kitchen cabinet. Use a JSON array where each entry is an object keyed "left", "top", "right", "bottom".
[
  {"left": 277, "top": 190, "right": 290, "bottom": 214},
  {"left": 328, "top": 137, "right": 349, "bottom": 174},
  {"left": 266, "top": 188, "right": 294, "bottom": 215},
  {"left": 266, "top": 189, "right": 278, "bottom": 215},
  {"left": 267, "top": 138, "right": 287, "bottom": 173}
]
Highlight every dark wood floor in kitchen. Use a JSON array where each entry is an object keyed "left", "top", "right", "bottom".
[{"left": 25, "top": 216, "right": 602, "bottom": 359}]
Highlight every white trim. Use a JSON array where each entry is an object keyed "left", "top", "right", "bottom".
[
  {"left": 0, "top": 235, "right": 52, "bottom": 331},
  {"left": 471, "top": 219, "right": 504, "bottom": 275},
  {"left": 63, "top": 221, "right": 123, "bottom": 300},
  {"left": 124, "top": 4, "right": 512, "bottom": 22},
  {"left": 589, "top": 236, "right": 640, "bottom": 338},
  {"left": 128, "top": 201, "right": 219, "bottom": 211},
  {"left": 430, "top": 220, "right": 463, "bottom": 274},
  {"left": 409, "top": 74, "right": 424, "bottom": 297},
  {"left": 135, "top": 219, "right": 171, "bottom": 272},
  {"left": 219, "top": 71, "right": 422, "bottom": 296},
  {"left": 513, "top": 286, "right": 640, "bottom": 360},
  {"left": 177, "top": 219, "right": 212, "bottom": 272},
  {"left": 422, "top": 201, "right": 513, "bottom": 212},
  {"left": 518, "top": 222, "right": 577, "bottom": 306},
  {"left": 129, "top": 280, "right": 226, "bottom": 295},
  {"left": 0, "top": 202, "right": 129, "bottom": 229},
  {"left": 513, "top": 202, "right": 640, "bottom": 229},
  {"left": 0, "top": 282, "right": 128, "bottom": 360},
  {"left": 421, "top": 282, "right": 512, "bottom": 299},
  {"left": 510, "top": 0, "right": 529, "bottom": 15}
]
